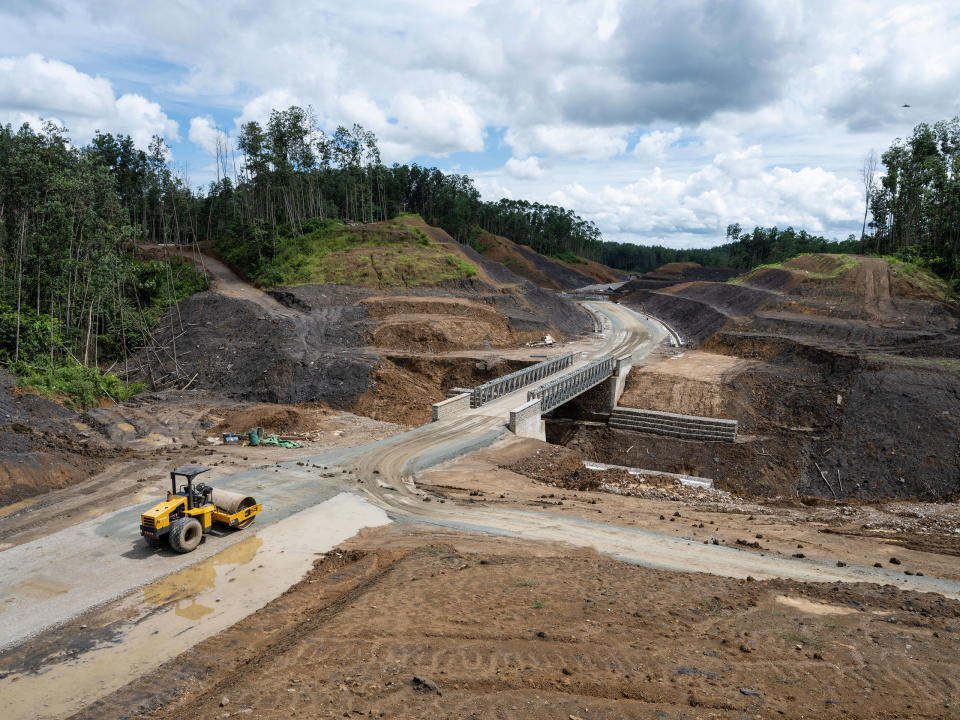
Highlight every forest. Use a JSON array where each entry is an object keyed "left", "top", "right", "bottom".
[{"left": 0, "top": 108, "right": 957, "bottom": 403}]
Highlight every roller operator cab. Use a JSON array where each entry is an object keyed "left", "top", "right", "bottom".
[{"left": 139, "top": 466, "right": 262, "bottom": 553}]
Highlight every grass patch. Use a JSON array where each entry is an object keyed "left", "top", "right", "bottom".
[
  {"left": 532, "top": 599, "right": 544, "bottom": 609},
  {"left": 882, "top": 255, "right": 955, "bottom": 300},
  {"left": 14, "top": 361, "right": 145, "bottom": 409},
  {"left": 222, "top": 217, "right": 478, "bottom": 289},
  {"left": 514, "top": 578, "right": 538, "bottom": 587},
  {"left": 729, "top": 253, "right": 858, "bottom": 283},
  {"left": 866, "top": 353, "right": 960, "bottom": 372},
  {"left": 550, "top": 249, "right": 587, "bottom": 265}
]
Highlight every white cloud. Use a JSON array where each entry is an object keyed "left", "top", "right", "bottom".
[
  {"left": 0, "top": 54, "right": 178, "bottom": 147},
  {"left": 633, "top": 127, "right": 683, "bottom": 161},
  {"left": 188, "top": 115, "right": 231, "bottom": 155},
  {"left": 505, "top": 124, "right": 631, "bottom": 160},
  {"left": 547, "top": 146, "right": 862, "bottom": 246},
  {"left": 1, "top": 1, "right": 958, "bottom": 246},
  {"left": 383, "top": 93, "right": 485, "bottom": 157},
  {"left": 504, "top": 156, "right": 543, "bottom": 180}
]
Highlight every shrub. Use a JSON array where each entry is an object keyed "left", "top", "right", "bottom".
[{"left": 14, "top": 361, "right": 145, "bottom": 409}]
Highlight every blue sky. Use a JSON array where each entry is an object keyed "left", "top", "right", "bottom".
[{"left": 1, "top": 1, "right": 958, "bottom": 248}]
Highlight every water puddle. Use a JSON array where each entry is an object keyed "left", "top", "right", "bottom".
[
  {"left": 0, "top": 492, "right": 389, "bottom": 720},
  {"left": 775, "top": 595, "right": 857, "bottom": 616}
]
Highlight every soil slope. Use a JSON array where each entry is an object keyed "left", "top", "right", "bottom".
[
  {"left": 128, "top": 219, "right": 591, "bottom": 412},
  {"left": 606, "top": 255, "right": 960, "bottom": 500},
  {"left": 472, "top": 230, "right": 626, "bottom": 291}
]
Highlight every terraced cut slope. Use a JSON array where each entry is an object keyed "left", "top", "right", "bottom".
[{"left": 594, "top": 254, "right": 960, "bottom": 499}]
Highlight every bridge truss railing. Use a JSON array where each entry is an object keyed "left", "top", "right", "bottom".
[
  {"left": 527, "top": 355, "right": 615, "bottom": 412},
  {"left": 471, "top": 353, "right": 574, "bottom": 408}
]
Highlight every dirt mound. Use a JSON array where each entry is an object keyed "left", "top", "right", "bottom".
[
  {"left": 783, "top": 253, "right": 850, "bottom": 275},
  {"left": 362, "top": 296, "right": 548, "bottom": 351},
  {"left": 351, "top": 355, "right": 532, "bottom": 425},
  {"left": 655, "top": 261, "right": 701, "bottom": 276},
  {"left": 740, "top": 266, "right": 803, "bottom": 292},
  {"left": 619, "top": 352, "right": 755, "bottom": 418},
  {"left": 128, "top": 290, "right": 377, "bottom": 407},
  {"left": 210, "top": 403, "right": 331, "bottom": 435}
]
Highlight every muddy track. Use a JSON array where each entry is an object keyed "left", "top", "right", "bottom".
[{"left": 198, "top": 252, "right": 301, "bottom": 319}]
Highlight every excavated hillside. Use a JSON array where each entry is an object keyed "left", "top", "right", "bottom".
[
  {"left": 559, "top": 255, "right": 960, "bottom": 500},
  {"left": 0, "top": 372, "right": 111, "bottom": 506},
  {"left": 471, "top": 230, "right": 626, "bottom": 291},
  {"left": 127, "top": 218, "right": 591, "bottom": 419}
]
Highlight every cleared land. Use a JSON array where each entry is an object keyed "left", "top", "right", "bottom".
[{"left": 0, "top": 250, "right": 957, "bottom": 720}]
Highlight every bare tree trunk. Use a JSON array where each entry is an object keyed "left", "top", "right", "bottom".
[
  {"left": 860, "top": 150, "right": 878, "bottom": 243},
  {"left": 14, "top": 214, "right": 27, "bottom": 363}
]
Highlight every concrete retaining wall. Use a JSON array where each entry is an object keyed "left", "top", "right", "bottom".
[
  {"left": 609, "top": 407, "right": 738, "bottom": 442},
  {"left": 508, "top": 398, "right": 544, "bottom": 440},
  {"left": 431, "top": 392, "right": 471, "bottom": 422}
]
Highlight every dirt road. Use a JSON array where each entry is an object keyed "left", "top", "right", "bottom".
[{"left": 197, "top": 252, "right": 300, "bottom": 319}]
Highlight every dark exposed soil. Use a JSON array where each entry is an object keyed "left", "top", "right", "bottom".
[
  {"left": 472, "top": 230, "right": 626, "bottom": 291},
  {"left": 0, "top": 372, "right": 110, "bottom": 506},
  {"left": 129, "top": 225, "right": 591, "bottom": 409},
  {"left": 597, "top": 255, "right": 960, "bottom": 500}
]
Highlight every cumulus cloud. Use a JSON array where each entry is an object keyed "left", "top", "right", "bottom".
[
  {"left": 633, "top": 127, "right": 683, "bottom": 161},
  {"left": 548, "top": 146, "right": 862, "bottom": 246},
  {"left": 0, "top": 54, "right": 178, "bottom": 147},
  {"left": 504, "top": 156, "right": 543, "bottom": 180},
  {"left": 188, "top": 115, "right": 231, "bottom": 155},
  {"left": 505, "top": 124, "right": 631, "bottom": 160}
]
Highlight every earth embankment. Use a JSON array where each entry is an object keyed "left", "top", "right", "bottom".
[{"left": 596, "top": 255, "right": 960, "bottom": 499}]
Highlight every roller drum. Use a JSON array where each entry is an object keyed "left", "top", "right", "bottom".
[{"left": 211, "top": 488, "right": 257, "bottom": 528}]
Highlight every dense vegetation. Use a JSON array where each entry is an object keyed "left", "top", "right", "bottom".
[
  {"left": 0, "top": 121, "right": 207, "bottom": 405},
  {"left": 597, "top": 224, "right": 862, "bottom": 274},
  {"left": 869, "top": 118, "right": 960, "bottom": 285}
]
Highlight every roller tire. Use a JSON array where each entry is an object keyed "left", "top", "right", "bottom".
[{"left": 168, "top": 517, "right": 203, "bottom": 553}]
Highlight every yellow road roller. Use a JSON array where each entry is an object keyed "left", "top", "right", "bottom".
[{"left": 139, "top": 466, "right": 262, "bottom": 553}]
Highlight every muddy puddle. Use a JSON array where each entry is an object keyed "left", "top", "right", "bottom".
[{"left": 0, "top": 493, "right": 389, "bottom": 720}]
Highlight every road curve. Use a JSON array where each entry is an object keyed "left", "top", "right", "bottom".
[{"left": 334, "top": 302, "right": 960, "bottom": 596}]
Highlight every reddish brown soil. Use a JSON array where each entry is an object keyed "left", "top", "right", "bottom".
[
  {"left": 351, "top": 356, "right": 532, "bottom": 426},
  {"left": 210, "top": 402, "right": 333, "bottom": 436},
  {"left": 655, "top": 261, "right": 702, "bottom": 276},
  {"left": 473, "top": 231, "right": 624, "bottom": 290},
  {"left": 362, "top": 296, "right": 535, "bottom": 351},
  {"left": 85, "top": 529, "right": 960, "bottom": 720}
]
